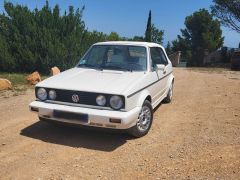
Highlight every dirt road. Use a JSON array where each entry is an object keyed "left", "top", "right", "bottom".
[{"left": 0, "top": 68, "right": 240, "bottom": 179}]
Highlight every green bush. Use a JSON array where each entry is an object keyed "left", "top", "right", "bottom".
[{"left": 0, "top": 1, "right": 111, "bottom": 74}]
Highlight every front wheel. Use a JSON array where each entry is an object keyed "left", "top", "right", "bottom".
[{"left": 127, "top": 100, "right": 153, "bottom": 138}]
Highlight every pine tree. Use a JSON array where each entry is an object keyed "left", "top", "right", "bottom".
[
  {"left": 151, "top": 24, "right": 164, "bottom": 44},
  {"left": 165, "top": 42, "right": 172, "bottom": 55},
  {"left": 145, "top": 10, "right": 152, "bottom": 42},
  {"left": 211, "top": 0, "right": 240, "bottom": 33},
  {"left": 172, "top": 9, "right": 224, "bottom": 66}
]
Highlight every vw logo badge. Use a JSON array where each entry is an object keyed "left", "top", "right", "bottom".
[{"left": 72, "top": 94, "right": 79, "bottom": 103}]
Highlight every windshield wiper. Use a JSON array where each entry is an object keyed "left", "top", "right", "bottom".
[
  {"left": 100, "top": 65, "right": 132, "bottom": 72},
  {"left": 77, "top": 64, "right": 99, "bottom": 69}
]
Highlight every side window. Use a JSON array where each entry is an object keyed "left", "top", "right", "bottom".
[{"left": 150, "top": 47, "right": 168, "bottom": 68}]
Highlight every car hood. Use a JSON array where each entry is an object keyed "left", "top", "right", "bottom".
[{"left": 37, "top": 68, "right": 146, "bottom": 95}]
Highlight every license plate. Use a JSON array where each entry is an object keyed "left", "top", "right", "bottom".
[{"left": 53, "top": 110, "right": 88, "bottom": 123}]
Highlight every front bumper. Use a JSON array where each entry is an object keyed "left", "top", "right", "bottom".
[{"left": 29, "top": 101, "right": 141, "bottom": 129}]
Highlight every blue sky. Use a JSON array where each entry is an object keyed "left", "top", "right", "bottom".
[{"left": 0, "top": 0, "right": 239, "bottom": 47}]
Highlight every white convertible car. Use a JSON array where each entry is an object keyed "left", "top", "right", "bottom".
[{"left": 29, "top": 41, "right": 174, "bottom": 137}]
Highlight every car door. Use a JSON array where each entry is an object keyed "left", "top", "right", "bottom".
[{"left": 150, "top": 47, "right": 170, "bottom": 102}]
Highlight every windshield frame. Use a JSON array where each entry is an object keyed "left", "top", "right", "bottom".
[{"left": 76, "top": 44, "right": 149, "bottom": 72}]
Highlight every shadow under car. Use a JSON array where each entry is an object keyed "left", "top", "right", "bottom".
[{"left": 20, "top": 120, "right": 132, "bottom": 152}]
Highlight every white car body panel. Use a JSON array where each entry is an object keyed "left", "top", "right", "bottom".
[
  {"left": 30, "top": 101, "right": 141, "bottom": 129},
  {"left": 37, "top": 68, "right": 146, "bottom": 96},
  {"left": 29, "top": 41, "right": 174, "bottom": 129}
]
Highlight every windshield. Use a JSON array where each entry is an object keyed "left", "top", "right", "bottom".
[{"left": 77, "top": 45, "right": 147, "bottom": 71}]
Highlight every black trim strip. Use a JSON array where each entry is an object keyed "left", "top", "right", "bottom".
[{"left": 127, "top": 71, "right": 172, "bottom": 98}]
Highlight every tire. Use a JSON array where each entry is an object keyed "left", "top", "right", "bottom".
[
  {"left": 163, "top": 82, "right": 173, "bottom": 103},
  {"left": 127, "top": 100, "right": 153, "bottom": 138}
]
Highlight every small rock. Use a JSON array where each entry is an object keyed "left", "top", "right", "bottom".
[
  {"left": 2, "top": 143, "right": 6, "bottom": 146},
  {"left": 0, "top": 79, "right": 12, "bottom": 90},
  {"left": 26, "top": 71, "right": 41, "bottom": 85},
  {"left": 51, "top": 66, "right": 60, "bottom": 76}
]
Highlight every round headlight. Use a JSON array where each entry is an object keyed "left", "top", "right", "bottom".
[
  {"left": 96, "top": 95, "right": 106, "bottom": 106},
  {"left": 37, "top": 88, "right": 47, "bottom": 101},
  {"left": 49, "top": 90, "right": 56, "bottom": 100},
  {"left": 110, "top": 95, "right": 123, "bottom": 110}
]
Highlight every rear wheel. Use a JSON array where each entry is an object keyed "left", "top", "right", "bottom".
[
  {"left": 163, "top": 82, "right": 173, "bottom": 103},
  {"left": 128, "top": 100, "right": 153, "bottom": 138}
]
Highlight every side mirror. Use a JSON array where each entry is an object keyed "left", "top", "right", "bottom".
[{"left": 156, "top": 64, "right": 166, "bottom": 71}]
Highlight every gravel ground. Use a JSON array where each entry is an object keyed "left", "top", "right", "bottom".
[{"left": 0, "top": 68, "right": 239, "bottom": 179}]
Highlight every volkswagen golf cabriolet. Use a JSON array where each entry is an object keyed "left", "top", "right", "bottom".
[{"left": 29, "top": 41, "right": 174, "bottom": 137}]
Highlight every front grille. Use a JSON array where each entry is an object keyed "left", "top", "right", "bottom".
[
  {"left": 35, "top": 87, "right": 125, "bottom": 109},
  {"left": 54, "top": 89, "right": 99, "bottom": 106}
]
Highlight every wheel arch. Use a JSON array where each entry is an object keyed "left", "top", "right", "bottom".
[
  {"left": 145, "top": 95, "right": 152, "bottom": 103},
  {"left": 136, "top": 90, "right": 152, "bottom": 107},
  {"left": 167, "top": 74, "right": 174, "bottom": 89}
]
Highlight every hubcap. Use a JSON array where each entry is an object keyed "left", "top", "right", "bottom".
[{"left": 137, "top": 106, "right": 151, "bottom": 132}]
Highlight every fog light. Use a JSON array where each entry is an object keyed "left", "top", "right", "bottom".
[
  {"left": 31, "top": 107, "right": 39, "bottom": 112},
  {"left": 109, "top": 118, "right": 121, "bottom": 124}
]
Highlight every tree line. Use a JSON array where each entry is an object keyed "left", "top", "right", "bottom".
[
  {"left": 0, "top": 0, "right": 239, "bottom": 73},
  {"left": 0, "top": 1, "right": 164, "bottom": 74},
  {"left": 0, "top": 1, "right": 120, "bottom": 73},
  {"left": 168, "top": 0, "right": 240, "bottom": 66}
]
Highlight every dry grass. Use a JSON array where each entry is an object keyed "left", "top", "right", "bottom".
[{"left": 0, "top": 72, "right": 49, "bottom": 97}]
